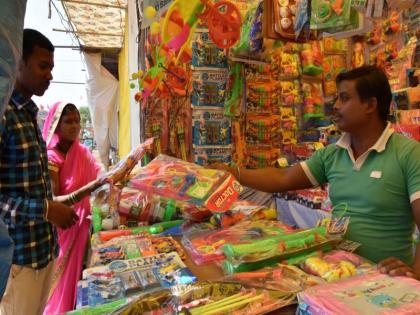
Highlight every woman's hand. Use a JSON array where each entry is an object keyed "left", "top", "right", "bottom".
[
  {"left": 87, "top": 177, "right": 109, "bottom": 193},
  {"left": 378, "top": 257, "right": 419, "bottom": 280}
]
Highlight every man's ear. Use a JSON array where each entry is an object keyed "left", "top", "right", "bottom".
[{"left": 366, "top": 97, "right": 378, "bottom": 115}]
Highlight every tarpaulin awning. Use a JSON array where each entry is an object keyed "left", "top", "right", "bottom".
[{"left": 61, "top": 0, "right": 127, "bottom": 49}]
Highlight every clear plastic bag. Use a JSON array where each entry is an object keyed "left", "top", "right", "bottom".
[
  {"left": 182, "top": 220, "right": 295, "bottom": 265},
  {"left": 129, "top": 155, "right": 242, "bottom": 212},
  {"left": 301, "top": 250, "right": 374, "bottom": 282}
]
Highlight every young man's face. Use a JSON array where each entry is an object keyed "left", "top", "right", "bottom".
[
  {"left": 333, "top": 80, "right": 370, "bottom": 132},
  {"left": 17, "top": 46, "right": 54, "bottom": 97}
]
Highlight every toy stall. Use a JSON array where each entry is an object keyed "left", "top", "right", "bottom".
[{"left": 67, "top": 0, "right": 420, "bottom": 314}]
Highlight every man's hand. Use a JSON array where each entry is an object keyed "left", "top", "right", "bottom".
[
  {"left": 46, "top": 200, "right": 79, "bottom": 229},
  {"left": 378, "top": 257, "right": 419, "bottom": 280},
  {"left": 208, "top": 163, "right": 236, "bottom": 176}
]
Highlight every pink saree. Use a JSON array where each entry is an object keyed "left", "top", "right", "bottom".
[{"left": 42, "top": 102, "right": 100, "bottom": 314}]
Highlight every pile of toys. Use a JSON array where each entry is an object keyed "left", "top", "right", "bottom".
[{"left": 71, "top": 2, "right": 420, "bottom": 314}]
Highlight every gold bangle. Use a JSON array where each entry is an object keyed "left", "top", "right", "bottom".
[{"left": 44, "top": 199, "right": 49, "bottom": 221}]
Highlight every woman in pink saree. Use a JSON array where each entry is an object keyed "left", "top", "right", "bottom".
[{"left": 42, "top": 102, "right": 103, "bottom": 314}]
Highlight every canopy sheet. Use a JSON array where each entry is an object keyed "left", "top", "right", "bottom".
[{"left": 62, "top": 0, "right": 127, "bottom": 48}]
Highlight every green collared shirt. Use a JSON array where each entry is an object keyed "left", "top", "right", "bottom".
[{"left": 301, "top": 123, "right": 420, "bottom": 264}]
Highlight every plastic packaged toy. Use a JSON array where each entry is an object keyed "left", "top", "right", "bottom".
[
  {"left": 163, "top": 0, "right": 242, "bottom": 52},
  {"left": 246, "top": 79, "right": 280, "bottom": 114},
  {"left": 210, "top": 201, "right": 277, "bottom": 228},
  {"left": 232, "top": 1, "right": 259, "bottom": 54},
  {"left": 221, "top": 226, "right": 329, "bottom": 264},
  {"left": 310, "top": 0, "right": 352, "bottom": 30},
  {"left": 246, "top": 115, "right": 281, "bottom": 145},
  {"left": 94, "top": 220, "right": 184, "bottom": 245},
  {"left": 182, "top": 220, "right": 295, "bottom": 265},
  {"left": 301, "top": 250, "right": 373, "bottom": 282},
  {"left": 224, "top": 264, "right": 325, "bottom": 293},
  {"left": 191, "top": 68, "right": 228, "bottom": 107},
  {"left": 129, "top": 155, "right": 242, "bottom": 212},
  {"left": 300, "top": 41, "right": 323, "bottom": 76},
  {"left": 352, "top": 40, "right": 365, "bottom": 69},
  {"left": 323, "top": 54, "right": 346, "bottom": 96},
  {"left": 192, "top": 29, "right": 228, "bottom": 68},
  {"left": 225, "top": 63, "right": 243, "bottom": 118},
  {"left": 298, "top": 272, "right": 420, "bottom": 315},
  {"left": 192, "top": 108, "right": 231, "bottom": 146},
  {"left": 279, "top": 80, "right": 301, "bottom": 106},
  {"left": 78, "top": 253, "right": 196, "bottom": 308},
  {"left": 246, "top": 147, "right": 281, "bottom": 169},
  {"left": 152, "top": 236, "right": 186, "bottom": 259},
  {"left": 179, "top": 287, "right": 294, "bottom": 315},
  {"left": 113, "top": 281, "right": 293, "bottom": 315},
  {"left": 323, "top": 38, "right": 349, "bottom": 54},
  {"left": 249, "top": 1, "right": 264, "bottom": 53},
  {"left": 86, "top": 275, "right": 124, "bottom": 306},
  {"left": 118, "top": 187, "right": 151, "bottom": 221},
  {"left": 272, "top": 0, "right": 300, "bottom": 41},
  {"left": 275, "top": 51, "right": 301, "bottom": 79},
  {"left": 302, "top": 81, "right": 324, "bottom": 118},
  {"left": 90, "top": 233, "right": 158, "bottom": 266},
  {"left": 83, "top": 252, "right": 182, "bottom": 279},
  {"left": 193, "top": 145, "right": 232, "bottom": 166}
]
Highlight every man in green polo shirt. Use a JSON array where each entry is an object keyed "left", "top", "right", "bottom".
[{"left": 213, "top": 65, "right": 420, "bottom": 279}]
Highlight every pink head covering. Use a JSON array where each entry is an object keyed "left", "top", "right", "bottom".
[
  {"left": 42, "top": 102, "right": 99, "bottom": 194},
  {"left": 42, "top": 101, "right": 66, "bottom": 149}
]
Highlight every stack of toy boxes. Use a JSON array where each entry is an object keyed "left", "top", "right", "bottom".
[
  {"left": 244, "top": 62, "right": 282, "bottom": 168},
  {"left": 191, "top": 28, "right": 232, "bottom": 166}
]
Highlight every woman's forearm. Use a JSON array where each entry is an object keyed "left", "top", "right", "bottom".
[{"left": 53, "top": 179, "right": 99, "bottom": 205}]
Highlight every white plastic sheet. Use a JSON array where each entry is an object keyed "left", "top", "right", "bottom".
[
  {"left": 127, "top": 0, "right": 141, "bottom": 149},
  {"left": 83, "top": 52, "right": 119, "bottom": 169},
  {"left": 0, "top": 0, "right": 26, "bottom": 122}
]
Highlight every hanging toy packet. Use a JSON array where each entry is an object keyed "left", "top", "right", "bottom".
[{"left": 310, "top": 0, "right": 352, "bottom": 30}]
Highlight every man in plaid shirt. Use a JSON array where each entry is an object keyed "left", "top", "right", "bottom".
[{"left": 0, "top": 29, "right": 78, "bottom": 315}]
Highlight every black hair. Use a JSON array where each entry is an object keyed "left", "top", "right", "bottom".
[
  {"left": 61, "top": 103, "right": 79, "bottom": 117},
  {"left": 336, "top": 65, "right": 392, "bottom": 122},
  {"left": 22, "top": 29, "right": 54, "bottom": 62},
  {"left": 55, "top": 104, "right": 80, "bottom": 134}
]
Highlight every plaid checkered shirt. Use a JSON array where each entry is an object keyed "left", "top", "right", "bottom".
[{"left": 0, "top": 91, "right": 57, "bottom": 269}]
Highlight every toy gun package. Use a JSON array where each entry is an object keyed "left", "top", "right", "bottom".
[
  {"left": 182, "top": 220, "right": 295, "bottom": 265},
  {"left": 129, "top": 155, "right": 243, "bottom": 212}
]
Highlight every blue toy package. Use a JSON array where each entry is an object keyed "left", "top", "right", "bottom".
[
  {"left": 78, "top": 252, "right": 196, "bottom": 307},
  {"left": 75, "top": 280, "right": 89, "bottom": 309},
  {"left": 192, "top": 108, "right": 231, "bottom": 146},
  {"left": 193, "top": 145, "right": 233, "bottom": 166},
  {"left": 87, "top": 275, "right": 125, "bottom": 307},
  {"left": 191, "top": 68, "right": 228, "bottom": 107},
  {"left": 192, "top": 29, "right": 228, "bottom": 68},
  {"left": 249, "top": 0, "right": 264, "bottom": 53}
]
